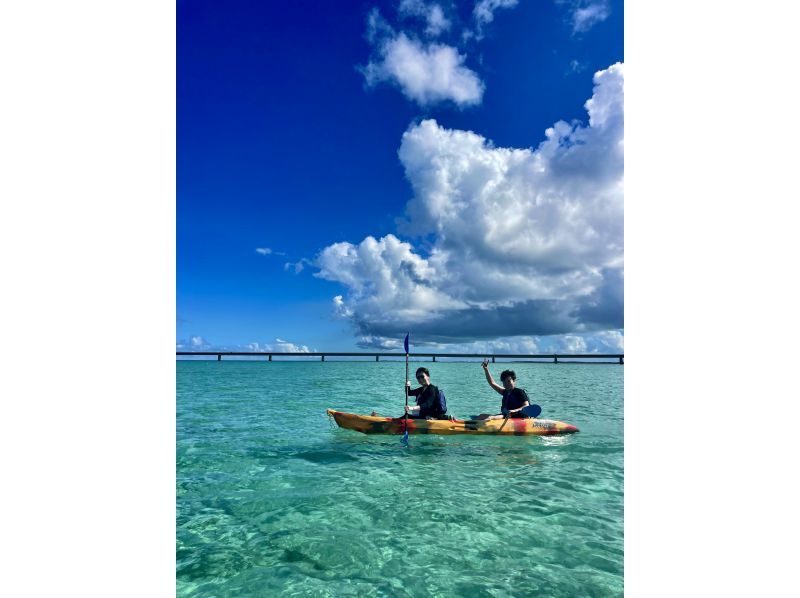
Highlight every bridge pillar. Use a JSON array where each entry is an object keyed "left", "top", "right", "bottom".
[
  {"left": 554, "top": 355, "right": 558, "bottom": 364},
  {"left": 268, "top": 354, "right": 272, "bottom": 361},
  {"left": 217, "top": 354, "right": 221, "bottom": 361},
  {"left": 376, "top": 355, "right": 379, "bottom": 361},
  {"left": 321, "top": 355, "right": 325, "bottom": 362}
]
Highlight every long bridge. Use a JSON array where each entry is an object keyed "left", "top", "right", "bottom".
[{"left": 176, "top": 352, "right": 623, "bottom": 364}]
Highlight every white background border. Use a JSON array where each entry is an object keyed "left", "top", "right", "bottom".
[
  {"left": 2, "top": 0, "right": 799, "bottom": 594},
  {"left": 1, "top": 0, "right": 175, "bottom": 594}
]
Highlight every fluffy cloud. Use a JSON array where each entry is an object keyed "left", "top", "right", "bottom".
[
  {"left": 318, "top": 235, "right": 464, "bottom": 319},
  {"left": 177, "top": 337, "right": 314, "bottom": 353},
  {"left": 361, "top": 2, "right": 525, "bottom": 106},
  {"left": 356, "top": 335, "right": 406, "bottom": 350},
  {"left": 362, "top": 31, "right": 484, "bottom": 107},
  {"left": 176, "top": 336, "right": 211, "bottom": 350},
  {"left": 284, "top": 258, "right": 312, "bottom": 274},
  {"left": 559, "top": 0, "right": 611, "bottom": 33},
  {"left": 317, "top": 63, "right": 624, "bottom": 349},
  {"left": 354, "top": 331, "right": 623, "bottom": 354},
  {"left": 399, "top": 0, "right": 451, "bottom": 37},
  {"left": 247, "top": 339, "right": 312, "bottom": 353}
]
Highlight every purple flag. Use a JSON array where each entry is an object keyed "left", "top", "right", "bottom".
[{"left": 404, "top": 333, "right": 409, "bottom": 354}]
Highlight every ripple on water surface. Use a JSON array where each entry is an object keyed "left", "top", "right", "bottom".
[{"left": 177, "top": 361, "right": 623, "bottom": 596}]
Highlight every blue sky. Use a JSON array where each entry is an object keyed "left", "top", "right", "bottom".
[{"left": 177, "top": 0, "right": 624, "bottom": 354}]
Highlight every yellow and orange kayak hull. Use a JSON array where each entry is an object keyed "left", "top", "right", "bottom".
[{"left": 326, "top": 409, "right": 579, "bottom": 436}]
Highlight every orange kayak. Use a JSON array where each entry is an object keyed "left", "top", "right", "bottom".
[{"left": 326, "top": 409, "right": 579, "bottom": 436}]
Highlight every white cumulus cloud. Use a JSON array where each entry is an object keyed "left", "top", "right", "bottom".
[
  {"left": 255, "top": 247, "right": 272, "bottom": 255},
  {"left": 362, "top": 32, "right": 484, "bottom": 107},
  {"left": 361, "top": 2, "right": 522, "bottom": 106},
  {"left": 316, "top": 63, "right": 624, "bottom": 348},
  {"left": 317, "top": 234, "right": 466, "bottom": 324},
  {"left": 557, "top": 335, "right": 587, "bottom": 353},
  {"left": 246, "top": 339, "right": 312, "bottom": 353}
]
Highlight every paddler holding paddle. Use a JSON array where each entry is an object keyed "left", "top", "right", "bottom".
[{"left": 371, "top": 367, "right": 448, "bottom": 420}]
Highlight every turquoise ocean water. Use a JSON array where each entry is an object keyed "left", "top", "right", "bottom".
[{"left": 177, "top": 360, "right": 623, "bottom": 596}]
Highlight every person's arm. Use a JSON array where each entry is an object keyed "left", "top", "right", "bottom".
[
  {"left": 481, "top": 359, "right": 504, "bottom": 394},
  {"left": 404, "top": 382, "right": 421, "bottom": 413},
  {"left": 505, "top": 400, "right": 530, "bottom": 415},
  {"left": 505, "top": 390, "right": 531, "bottom": 415},
  {"left": 406, "top": 382, "right": 421, "bottom": 397}
]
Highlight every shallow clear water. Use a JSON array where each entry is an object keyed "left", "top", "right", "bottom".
[{"left": 177, "top": 360, "right": 623, "bottom": 596}]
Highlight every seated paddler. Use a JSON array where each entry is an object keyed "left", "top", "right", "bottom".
[
  {"left": 405, "top": 367, "right": 448, "bottom": 419},
  {"left": 371, "top": 367, "right": 449, "bottom": 419},
  {"left": 474, "top": 360, "right": 532, "bottom": 420}
]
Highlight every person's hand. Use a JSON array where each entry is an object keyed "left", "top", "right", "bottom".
[
  {"left": 501, "top": 408, "right": 509, "bottom": 418},
  {"left": 482, "top": 359, "right": 489, "bottom": 369},
  {"left": 404, "top": 405, "right": 411, "bottom": 413},
  {"left": 405, "top": 380, "right": 411, "bottom": 388}
]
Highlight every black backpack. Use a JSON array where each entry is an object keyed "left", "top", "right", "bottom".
[{"left": 437, "top": 389, "right": 447, "bottom": 416}]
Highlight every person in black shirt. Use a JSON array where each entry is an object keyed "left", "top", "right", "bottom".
[
  {"left": 475, "top": 360, "right": 531, "bottom": 420},
  {"left": 404, "top": 367, "right": 446, "bottom": 419},
  {"left": 370, "top": 367, "right": 448, "bottom": 419}
]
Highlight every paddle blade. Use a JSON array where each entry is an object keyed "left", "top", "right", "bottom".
[
  {"left": 401, "top": 429, "right": 409, "bottom": 446},
  {"left": 404, "top": 333, "right": 409, "bottom": 354},
  {"left": 522, "top": 404, "right": 542, "bottom": 418}
]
